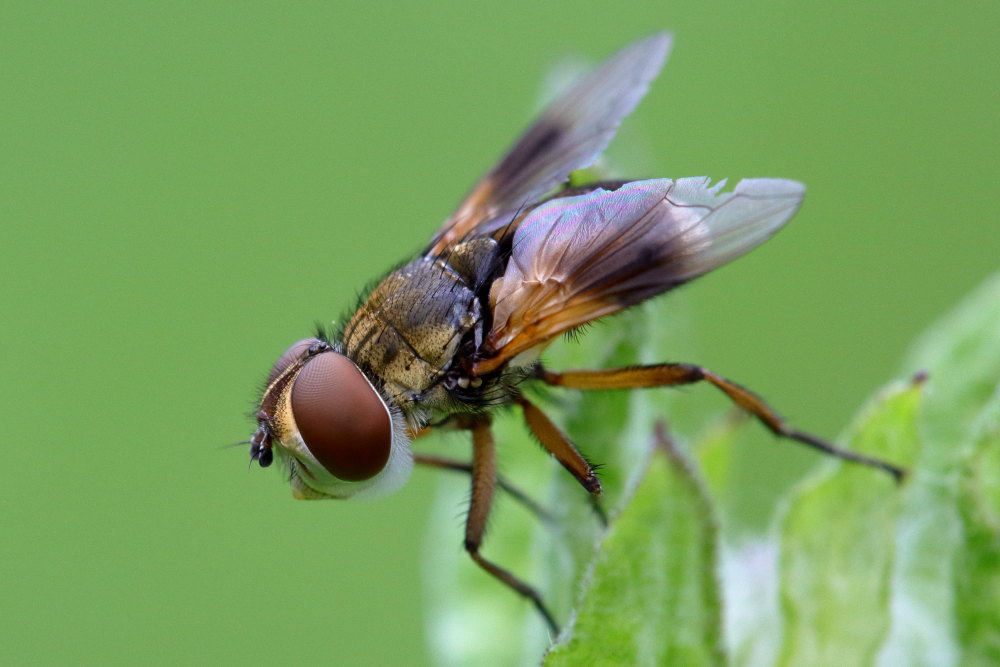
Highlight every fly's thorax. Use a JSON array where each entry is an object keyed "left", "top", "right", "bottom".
[{"left": 343, "top": 242, "right": 496, "bottom": 410}]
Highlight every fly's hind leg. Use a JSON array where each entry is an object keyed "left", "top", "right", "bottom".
[
  {"left": 462, "top": 415, "right": 560, "bottom": 634},
  {"left": 535, "top": 363, "right": 907, "bottom": 482}
]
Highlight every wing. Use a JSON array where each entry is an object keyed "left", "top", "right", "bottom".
[
  {"left": 473, "top": 177, "right": 805, "bottom": 374},
  {"left": 426, "top": 33, "right": 672, "bottom": 256}
]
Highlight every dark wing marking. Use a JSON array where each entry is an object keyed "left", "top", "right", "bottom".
[
  {"left": 474, "top": 177, "right": 805, "bottom": 373},
  {"left": 426, "top": 33, "right": 672, "bottom": 256}
]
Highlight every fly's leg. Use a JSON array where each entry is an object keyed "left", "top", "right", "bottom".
[
  {"left": 414, "top": 453, "right": 554, "bottom": 524},
  {"left": 464, "top": 415, "right": 560, "bottom": 634},
  {"left": 514, "top": 396, "right": 609, "bottom": 526},
  {"left": 515, "top": 395, "right": 602, "bottom": 494},
  {"left": 536, "top": 363, "right": 907, "bottom": 482}
]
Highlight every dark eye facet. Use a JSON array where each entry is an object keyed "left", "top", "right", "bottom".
[
  {"left": 266, "top": 338, "right": 320, "bottom": 387},
  {"left": 290, "top": 352, "right": 392, "bottom": 481}
]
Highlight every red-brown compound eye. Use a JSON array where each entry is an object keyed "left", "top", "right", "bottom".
[
  {"left": 267, "top": 338, "right": 320, "bottom": 386},
  {"left": 290, "top": 352, "right": 392, "bottom": 481}
]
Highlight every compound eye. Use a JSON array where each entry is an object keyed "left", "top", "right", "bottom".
[
  {"left": 267, "top": 338, "right": 321, "bottom": 386},
  {"left": 290, "top": 352, "right": 392, "bottom": 481}
]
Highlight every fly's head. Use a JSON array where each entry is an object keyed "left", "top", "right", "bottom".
[{"left": 250, "top": 338, "right": 413, "bottom": 500}]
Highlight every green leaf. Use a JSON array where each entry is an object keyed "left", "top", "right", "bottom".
[
  {"left": 545, "top": 430, "right": 724, "bottom": 666},
  {"left": 422, "top": 298, "right": 699, "bottom": 666},
  {"left": 777, "top": 380, "right": 922, "bottom": 666},
  {"left": 424, "top": 272, "right": 1000, "bottom": 665},
  {"left": 532, "top": 300, "right": 698, "bottom": 624},
  {"left": 955, "top": 393, "right": 1000, "bottom": 664},
  {"left": 875, "top": 273, "right": 1000, "bottom": 666}
]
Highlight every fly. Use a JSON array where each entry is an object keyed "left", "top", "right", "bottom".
[{"left": 245, "top": 32, "right": 906, "bottom": 633}]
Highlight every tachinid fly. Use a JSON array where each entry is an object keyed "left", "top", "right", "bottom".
[{"left": 245, "top": 33, "right": 905, "bottom": 633}]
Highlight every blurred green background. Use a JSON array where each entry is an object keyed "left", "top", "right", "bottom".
[{"left": 2, "top": 1, "right": 997, "bottom": 664}]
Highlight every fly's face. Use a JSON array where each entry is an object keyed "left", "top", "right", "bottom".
[{"left": 251, "top": 338, "right": 413, "bottom": 500}]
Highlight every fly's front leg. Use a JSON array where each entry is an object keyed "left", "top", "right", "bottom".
[
  {"left": 463, "top": 415, "right": 560, "bottom": 634},
  {"left": 414, "top": 453, "right": 553, "bottom": 523},
  {"left": 536, "top": 363, "right": 907, "bottom": 482}
]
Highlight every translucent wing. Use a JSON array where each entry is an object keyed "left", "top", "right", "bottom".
[
  {"left": 474, "top": 177, "right": 805, "bottom": 374},
  {"left": 426, "top": 33, "right": 672, "bottom": 256}
]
